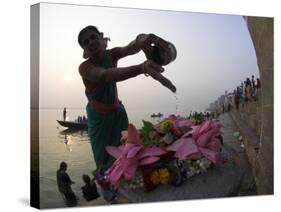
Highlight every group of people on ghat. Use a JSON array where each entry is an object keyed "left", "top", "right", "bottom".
[{"left": 222, "top": 75, "right": 261, "bottom": 113}]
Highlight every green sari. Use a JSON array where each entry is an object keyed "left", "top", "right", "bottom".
[{"left": 85, "top": 51, "right": 129, "bottom": 200}]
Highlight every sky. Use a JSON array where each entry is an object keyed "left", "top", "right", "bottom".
[{"left": 38, "top": 2, "right": 259, "bottom": 116}]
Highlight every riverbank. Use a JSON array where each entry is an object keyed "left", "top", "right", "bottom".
[{"left": 219, "top": 113, "right": 257, "bottom": 196}]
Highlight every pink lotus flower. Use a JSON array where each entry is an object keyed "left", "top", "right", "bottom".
[
  {"left": 169, "top": 115, "right": 193, "bottom": 137},
  {"left": 105, "top": 124, "right": 166, "bottom": 189},
  {"left": 169, "top": 114, "right": 193, "bottom": 129},
  {"left": 166, "top": 119, "right": 222, "bottom": 165}
]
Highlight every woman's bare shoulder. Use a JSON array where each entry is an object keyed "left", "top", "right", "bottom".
[{"left": 79, "top": 60, "right": 93, "bottom": 76}]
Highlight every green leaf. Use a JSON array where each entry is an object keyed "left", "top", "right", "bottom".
[
  {"left": 141, "top": 137, "right": 152, "bottom": 147},
  {"left": 161, "top": 132, "right": 174, "bottom": 144},
  {"left": 142, "top": 120, "right": 154, "bottom": 132},
  {"left": 140, "top": 120, "right": 154, "bottom": 139},
  {"left": 179, "top": 126, "right": 192, "bottom": 134}
]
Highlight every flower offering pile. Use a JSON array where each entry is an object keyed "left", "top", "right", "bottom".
[{"left": 95, "top": 115, "right": 223, "bottom": 192}]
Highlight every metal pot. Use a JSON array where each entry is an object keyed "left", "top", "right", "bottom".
[{"left": 144, "top": 37, "right": 177, "bottom": 66}]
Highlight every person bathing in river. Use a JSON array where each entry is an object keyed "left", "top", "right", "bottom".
[
  {"left": 56, "top": 162, "right": 77, "bottom": 205},
  {"left": 81, "top": 174, "right": 100, "bottom": 201},
  {"left": 78, "top": 26, "right": 176, "bottom": 202}
]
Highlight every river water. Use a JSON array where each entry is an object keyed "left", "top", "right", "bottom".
[{"left": 37, "top": 108, "right": 168, "bottom": 208}]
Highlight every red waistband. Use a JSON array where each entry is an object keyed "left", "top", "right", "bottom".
[{"left": 89, "top": 99, "right": 120, "bottom": 114}]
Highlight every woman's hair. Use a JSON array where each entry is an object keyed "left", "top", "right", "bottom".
[
  {"left": 60, "top": 161, "right": 67, "bottom": 170},
  {"left": 82, "top": 174, "right": 91, "bottom": 184},
  {"left": 78, "top": 25, "right": 100, "bottom": 47}
]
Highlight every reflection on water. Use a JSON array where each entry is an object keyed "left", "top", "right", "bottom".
[
  {"left": 63, "top": 135, "right": 73, "bottom": 152},
  {"left": 59, "top": 130, "right": 88, "bottom": 153}
]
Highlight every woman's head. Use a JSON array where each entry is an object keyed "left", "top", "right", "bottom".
[
  {"left": 78, "top": 26, "right": 107, "bottom": 59},
  {"left": 82, "top": 174, "right": 91, "bottom": 184},
  {"left": 59, "top": 161, "right": 67, "bottom": 171},
  {"left": 78, "top": 26, "right": 100, "bottom": 47}
]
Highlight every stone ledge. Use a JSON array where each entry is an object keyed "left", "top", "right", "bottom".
[
  {"left": 118, "top": 152, "right": 243, "bottom": 203},
  {"left": 230, "top": 111, "right": 260, "bottom": 145},
  {"left": 229, "top": 111, "right": 261, "bottom": 190},
  {"left": 240, "top": 101, "right": 261, "bottom": 134}
]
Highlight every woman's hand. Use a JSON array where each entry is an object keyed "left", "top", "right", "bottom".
[
  {"left": 142, "top": 60, "right": 164, "bottom": 74},
  {"left": 136, "top": 33, "right": 150, "bottom": 47},
  {"left": 137, "top": 33, "right": 169, "bottom": 48},
  {"left": 142, "top": 60, "right": 176, "bottom": 93},
  {"left": 149, "top": 70, "right": 177, "bottom": 93}
]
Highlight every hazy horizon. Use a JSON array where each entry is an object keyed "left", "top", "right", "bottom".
[{"left": 36, "top": 3, "right": 259, "bottom": 116}]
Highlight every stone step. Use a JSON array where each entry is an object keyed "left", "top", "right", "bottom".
[
  {"left": 244, "top": 103, "right": 257, "bottom": 115},
  {"left": 229, "top": 111, "right": 260, "bottom": 179},
  {"left": 255, "top": 119, "right": 261, "bottom": 136},
  {"left": 238, "top": 113, "right": 260, "bottom": 137},
  {"left": 256, "top": 106, "right": 261, "bottom": 115},
  {"left": 240, "top": 100, "right": 260, "bottom": 114},
  {"left": 233, "top": 101, "right": 261, "bottom": 137},
  {"left": 238, "top": 112, "right": 252, "bottom": 129},
  {"left": 249, "top": 114, "right": 256, "bottom": 130}
]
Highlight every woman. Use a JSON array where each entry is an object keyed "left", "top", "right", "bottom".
[{"left": 78, "top": 26, "right": 176, "bottom": 202}]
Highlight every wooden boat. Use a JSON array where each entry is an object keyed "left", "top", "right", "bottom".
[
  {"left": 57, "top": 120, "right": 88, "bottom": 130},
  {"left": 150, "top": 112, "right": 163, "bottom": 118}
]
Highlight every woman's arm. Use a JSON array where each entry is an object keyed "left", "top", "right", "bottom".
[
  {"left": 147, "top": 70, "right": 176, "bottom": 93},
  {"left": 79, "top": 60, "right": 176, "bottom": 92},
  {"left": 79, "top": 61, "right": 145, "bottom": 84},
  {"left": 110, "top": 33, "right": 165, "bottom": 61}
]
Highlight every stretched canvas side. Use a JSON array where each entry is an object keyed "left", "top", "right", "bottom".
[{"left": 30, "top": 3, "right": 40, "bottom": 209}]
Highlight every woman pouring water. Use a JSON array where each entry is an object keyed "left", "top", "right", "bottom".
[{"left": 78, "top": 26, "right": 176, "bottom": 202}]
